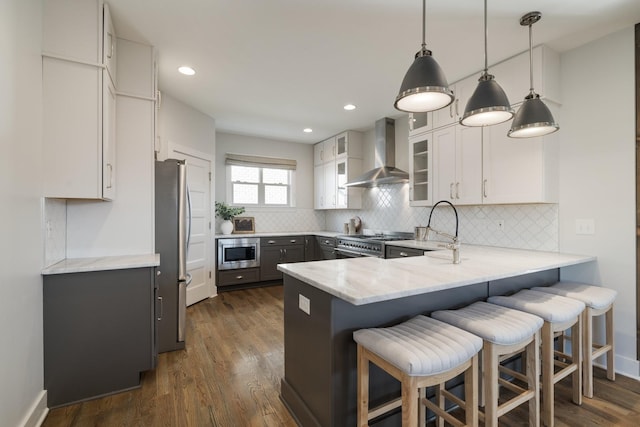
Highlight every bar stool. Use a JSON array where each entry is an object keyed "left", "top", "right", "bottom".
[
  {"left": 432, "top": 302, "right": 543, "bottom": 427},
  {"left": 353, "top": 315, "right": 483, "bottom": 427},
  {"left": 488, "top": 290, "right": 585, "bottom": 427},
  {"left": 532, "top": 282, "right": 617, "bottom": 398}
]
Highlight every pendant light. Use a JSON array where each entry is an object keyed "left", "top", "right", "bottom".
[
  {"left": 394, "top": 0, "right": 454, "bottom": 113},
  {"left": 460, "top": 0, "right": 514, "bottom": 127},
  {"left": 508, "top": 12, "right": 559, "bottom": 138}
]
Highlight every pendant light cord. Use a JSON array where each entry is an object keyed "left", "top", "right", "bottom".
[
  {"left": 483, "top": 0, "right": 488, "bottom": 73},
  {"left": 528, "top": 22, "right": 534, "bottom": 93},
  {"left": 421, "top": 0, "right": 426, "bottom": 52}
]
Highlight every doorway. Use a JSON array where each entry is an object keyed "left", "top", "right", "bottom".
[{"left": 170, "top": 143, "right": 214, "bottom": 306}]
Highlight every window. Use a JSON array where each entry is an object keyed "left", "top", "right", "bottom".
[{"left": 226, "top": 154, "right": 296, "bottom": 207}]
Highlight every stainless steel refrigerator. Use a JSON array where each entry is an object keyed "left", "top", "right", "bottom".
[{"left": 155, "top": 159, "right": 191, "bottom": 353}]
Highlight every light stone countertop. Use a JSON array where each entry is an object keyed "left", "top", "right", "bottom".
[
  {"left": 214, "top": 231, "right": 341, "bottom": 239},
  {"left": 385, "top": 239, "right": 446, "bottom": 251},
  {"left": 277, "top": 245, "right": 596, "bottom": 306},
  {"left": 42, "top": 254, "right": 160, "bottom": 275}
]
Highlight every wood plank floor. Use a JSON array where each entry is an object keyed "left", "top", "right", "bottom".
[{"left": 43, "top": 285, "right": 640, "bottom": 427}]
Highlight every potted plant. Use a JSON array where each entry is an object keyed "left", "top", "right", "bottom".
[{"left": 215, "top": 202, "right": 245, "bottom": 234}]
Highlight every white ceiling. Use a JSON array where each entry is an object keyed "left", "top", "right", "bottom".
[{"left": 106, "top": 0, "right": 640, "bottom": 144}]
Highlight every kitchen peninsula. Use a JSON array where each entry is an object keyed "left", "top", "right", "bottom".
[{"left": 277, "top": 245, "right": 595, "bottom": 427}]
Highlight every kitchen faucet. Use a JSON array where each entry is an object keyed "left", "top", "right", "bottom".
[{"left": 426, "top": 200, "right": 461, "bottom": 264}]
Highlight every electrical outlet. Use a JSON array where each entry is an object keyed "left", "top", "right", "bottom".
[
  {"left": 575, "top": 219, "right": 595, "bottom": 235},
  {"left": 299, "top": 294, "right": 311, "bottom": 315},
  {"left": 496, "top": 220, "right": 505, "bottom": 231}
]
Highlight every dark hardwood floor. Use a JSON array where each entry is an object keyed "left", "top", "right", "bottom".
[{"left": 43, "top": 285, "right": 640, "bottom": 427}]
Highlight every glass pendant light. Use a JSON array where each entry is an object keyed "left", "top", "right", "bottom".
[
  {"left": 394, "top": 0, "right": 454, "bottom": 113},
  {"left": 460, "top": 0, "right": 514, "bottom": 127},
  {"left": 508, "top": 12, "right": 559, "bottom": 138}
]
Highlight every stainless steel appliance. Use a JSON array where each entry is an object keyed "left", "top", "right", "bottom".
[
  {"left": 155, "top": 159, "right": 192, "bottom": 353},
  {"left": 217, "top": 238, "right": 260, "bottom": 270},
  {"left": 335, "top": 232, "right": 414, "bottom": 258}
]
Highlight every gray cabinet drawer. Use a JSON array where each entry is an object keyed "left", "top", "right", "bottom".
[
  {"left": 385, "top": 246, "right": 424, "bottom": 259},
  {"left": 217, "top": 268, "right": 260, "bottom": 286},
  {"left": 261, "top": 236, "right": 304, "bottom": 247}
]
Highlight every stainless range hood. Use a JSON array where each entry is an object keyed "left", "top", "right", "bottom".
[{"left": 344, "top": 117, "right": 409, "bottom": 187}]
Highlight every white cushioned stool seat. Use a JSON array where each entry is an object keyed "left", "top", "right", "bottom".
[
  {"left": 354, "top": 315, "right": 482, "bottom": 426},
  {"left": 488, "top": 289, "right": 585, "bottom": 323},
  {"left": 432, "top": 301, "right": 543, "bottom": 345},
  {"left": 532, "top": 282, "right": 617, "bottom": 310},
  {"left": 353, "top": 315, "right": 482, "bottom": 376},
  {"left": 533, "top": 282, "right": 617, "bottom": 398},
  {"left": 432, "top": 302, "right": 543, "bottom": 427}
]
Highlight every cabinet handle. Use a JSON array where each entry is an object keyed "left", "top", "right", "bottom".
[
  {"left": 267, "top": 240, "right": 276, "bottom": 244},
  {"left": 235, "top": 275, "right": 244, "bottom": 280},
  {"left": 106, "top": 163, "right": 113, "bottom": 189},
  {"left": 284, "top": 248, "right": 287, "bottom": 257},
  {"left": 456, "top": 182, "right": 460, "bottom": 199},
  {"left": 290, "top": 239, "right": 297, "bottom": 243},
  {"left": 449, "top": 102, "right": 454, "bottom": 118},
  {"left": 455, "top": 99, "right": 459, "bottom": 117},
  {"left": 324, "top": 240, "right": 330, "bottom": 245},
  {"left": 449, "top": 183, "right": 454, "bottom": 199},
  {"left": 399, "top": 252, "right": 409, "bottom": 257},
  {"left": 157, "top": 296, "right": 163, "bottom": 321},
  {"left": 107, "top": 32, "right": 114, "bottom": 59},
  {"left": 483, "top": 179, "right": 488, "bottom": 198}
]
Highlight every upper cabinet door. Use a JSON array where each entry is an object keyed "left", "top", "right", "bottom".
[
  {"left": 103, "top": 3, "right": 117, "bottom": 85},
  {"left": 102, "top": 70, "right": 117, "bottom": 200}
]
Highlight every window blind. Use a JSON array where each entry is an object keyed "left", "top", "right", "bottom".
[{"left": 225, "top": 153, "right": 296, "bottom": 170}]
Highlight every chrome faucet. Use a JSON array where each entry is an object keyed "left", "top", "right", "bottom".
[{"left": 426, "top": 200, "right": 461, "bottom": 264}]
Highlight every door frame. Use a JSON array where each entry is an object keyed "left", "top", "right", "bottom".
[{"left": 168, "top": 141, "right": 216, "bottom": 301}]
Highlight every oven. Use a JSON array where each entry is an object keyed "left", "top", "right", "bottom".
[
  {"left": 217, "top": 238, "right": 260, "bottom": 270},
  {"left": 335, "top": 232, "right": 415, "bottom": 259}
]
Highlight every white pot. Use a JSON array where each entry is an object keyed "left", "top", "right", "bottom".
[{"left": 220, "top": 220, "right": 233, "bottom": 235}]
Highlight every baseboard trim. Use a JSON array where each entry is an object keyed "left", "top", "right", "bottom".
[
  {"left": 609, "top": 355, "right": 640, "bottom": 380},
  {"left": 18, "top": 390, "right": 49, "bottom": 427}
]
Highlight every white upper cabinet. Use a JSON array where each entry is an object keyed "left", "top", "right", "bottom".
[
  {"left": 482, "top": 120, "right": 558, "bottom": 204},
  {"left": 432, "top": 125, "right": 482, "bottom": 205},
  {"left": 432, "top": 76, "right": 477, "bottom": 129},
  {"left": 408, "top": 112, "right": 432, "bottom": 135},
  {"left": 408, "top": 131, "right": 433, "bottom": 207},
  {"left": 313, "top": 131, "right": 363, "bottom": 210},
  {"left": 42, "top": 0, "right": 117, "bottom": 200}
]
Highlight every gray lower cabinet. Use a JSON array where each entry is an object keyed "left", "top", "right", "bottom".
[
  {"left": 385, "top": 245, "right": 425, "bottom": 259},
  {"left": 304, "top": 235, "right": 321, "bottom": 261},
  {"left": 217, "top": 268, "right": 261, "bottom": 286},
  {"left": 43, "top": 267, "right": 156, "bottom": 407},
  {"left": 260, "top": 236, "right": 305, "bottom": 281},
  {"left": 317, "top": 236, "right": 337, "bottom": 260}
]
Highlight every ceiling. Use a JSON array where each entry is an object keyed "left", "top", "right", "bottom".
[{"left": 106, "top": 0, "right": 640, "bottom": 144}]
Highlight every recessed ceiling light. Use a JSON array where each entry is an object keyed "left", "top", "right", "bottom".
[
  {"left": 303, "top": 128, "right": 313, "bottom": 133},
  {"left": 178, "top": 66, "right": 196, "bottom": 76},
  {"left": 343, "top": 104, "right": 357, "bottom": 111}
]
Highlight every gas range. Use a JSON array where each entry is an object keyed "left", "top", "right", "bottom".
[{"left": 335, "top": 232, "right": 414, "bottom": 258}]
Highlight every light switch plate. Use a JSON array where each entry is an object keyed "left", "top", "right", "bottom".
[
  {"left": 299, "top": 294, "right": 310, "bottom": 315},
  {"left": 575, "top": 219, "right": 595, "bottom": 235}
]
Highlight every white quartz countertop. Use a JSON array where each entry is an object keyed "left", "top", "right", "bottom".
[
  {"left": 214, "top": 231, "right": 340, "bottom": 239},
  {"left": 42, "top": 254, "right": 160, "bottom": 275},
  {"left": 278, "top": 245, "right": 596, "bottom": 306}
]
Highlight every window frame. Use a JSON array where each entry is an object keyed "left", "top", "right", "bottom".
[{"left": 226, "top": 164, "right": 296, "bottom": 208}]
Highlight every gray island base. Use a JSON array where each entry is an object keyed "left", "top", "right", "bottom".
[{"left": 277, "top": 245, "right": 595, "bottom": 426}]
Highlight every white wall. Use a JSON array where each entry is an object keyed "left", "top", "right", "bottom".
[
  {"left": 157, "top": 93, "right": 216, "bottom": 160},
  {"left": 558, "top": 26, "right": 638, "bottom": 376},
  {"left": 0, "top": 1, "right": 48, "bottom": 426}
]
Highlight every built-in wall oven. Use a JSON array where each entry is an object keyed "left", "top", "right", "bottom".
[{"left": 217, "top": 238, "right": 260, "bottom": 270}]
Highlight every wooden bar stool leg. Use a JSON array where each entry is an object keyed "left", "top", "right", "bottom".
[
  {"left": 402, "top": 375, "right": 418, "bottom": 427},
  {"left": 606, "top": 305, "right": 616, "bottom": 381},
  {"left": 435, "top": 384, "right": 444, "bottom": 427},
  {"left": 483, "top": 342, "right": 499, "bottom": 427},
  {"left": 466, "top": 354, "right": 479, "bottom": 427},
  {"left": 582, "top": 308, "right": 594, "bottom": 398},
  {"left": 541, "top": 322, "right": 554, "bottom": 427},
  {"left": 418, "top": 387, "right": 426, "bottom": 427},
  {"left": 357, "top": 345, "right": 369, "bottom": 427},
  {"left": 527, "top": 331, "right": 541, "bottom": 427},
  {"left": 572, "top": 318, "right": 583, "bottom": 406}
]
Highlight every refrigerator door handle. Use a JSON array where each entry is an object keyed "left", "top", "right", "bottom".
[
  {"left": 177, "top": 161, "right": 189, "bottom": 282},
  {"left": 186, "top": 184, "right": 192, "bottom": 253},
  {"left": 178, "top": 280, "right": 186, "bottom": 342}
]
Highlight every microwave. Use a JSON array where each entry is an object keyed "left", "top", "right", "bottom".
[{"left": 217, "top": 238, "right": 260, "bottom": 270}]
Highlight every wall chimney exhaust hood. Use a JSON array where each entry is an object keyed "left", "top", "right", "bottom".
[{"left": 344, "top": 118, "right": 409, "bottom": 188}]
